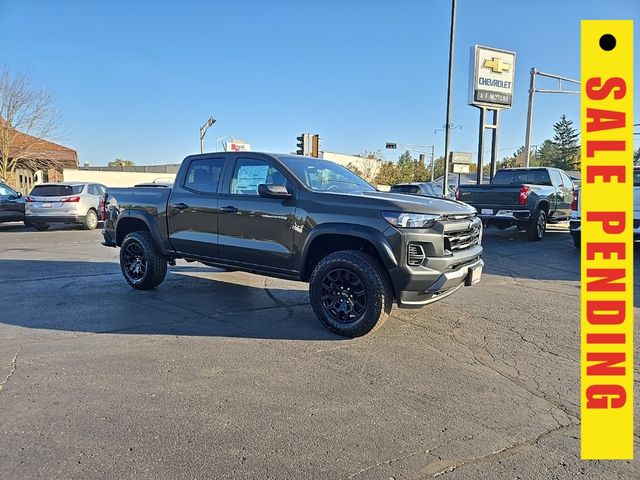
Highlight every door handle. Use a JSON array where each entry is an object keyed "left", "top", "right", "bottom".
[
  {"left": 221, "top": 205, "right": 239, "bottom": 213},
  {"left": 172, "top": 203, "right": 189, "bottom": 210}
]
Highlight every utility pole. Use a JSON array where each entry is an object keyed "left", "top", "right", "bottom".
[
  {"left": 523, "top": 69, "right": 579, "bottom": 166},
  {"left": 442, "top": 0, "right": 457, "bottom": 196}
]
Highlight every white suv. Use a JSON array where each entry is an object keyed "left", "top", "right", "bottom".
[
  {"left": 570, "top": 166, "right": 640, "bottom": 247},
  {"left": 25, "top": 182, "right": 106, "bottom": 231}
]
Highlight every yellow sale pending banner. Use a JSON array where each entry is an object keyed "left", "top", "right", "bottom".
[{"left": 580, "top": 20, "right": 634, "bottom": 459}]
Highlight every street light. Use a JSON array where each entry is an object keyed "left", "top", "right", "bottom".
[
  {"left": 442, "top": 0, "right": 457, "bottom": 196},
  {"left": 199, "top": 117, "right": 216, "bottom": 153}
]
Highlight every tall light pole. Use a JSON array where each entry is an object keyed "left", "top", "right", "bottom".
[
  {"left": 199, "top": 117, "right": 216, "bottom": 153},
  {"left": 442, "top": 0, "right": 457, "bottom": 196}
]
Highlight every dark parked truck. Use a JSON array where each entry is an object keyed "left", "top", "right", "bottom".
[
  {"left": 103, "top": 152, "right": 483, "bottom": 336},
  {"left": 456, "top": 167, "right": 574, "bottom": 241}
]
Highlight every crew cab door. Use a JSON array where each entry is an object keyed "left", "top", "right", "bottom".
[
  {"left": 553, "top": 170, "right": 573, "bottom": 218},
  {"left": 0, "top": 183, "right": 24, "bottom": 222},
  {"left": 216, "top": 157, "right": 297, "bottom": 272},
  {"left": 167, "top": 156, "right": 227, "bottom": 259}
]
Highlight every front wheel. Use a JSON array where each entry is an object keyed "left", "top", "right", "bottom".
[
  {"left": 120, "top": 231, "right": 167, "bottom": 290},
  {"left": 33, "top": 223, "right": 49, "bottom": 231},
  {"left": 526, "top": 209, "right": 547, "bottom": 241},
  {"left": 309, "top": 250, "right": 393, "bottom": 337}
]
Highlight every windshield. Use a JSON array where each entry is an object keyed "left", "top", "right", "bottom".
[
  {"left": 492, "top": 169, "right": 552, "bottom": 186},
  {"left": 279, "top": 157, "right": 375, "bottom": 193},
  {"left": 0, "top": 183, "right": 17, "bottom": 197},
  {"left": 30, "top": 184, "right": 84, "bottom": 197}
]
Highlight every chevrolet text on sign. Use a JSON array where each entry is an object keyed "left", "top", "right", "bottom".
[{"left": 469, "top": 45, "right": 516, "bottom": 109}]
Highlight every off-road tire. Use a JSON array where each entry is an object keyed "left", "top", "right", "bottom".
[
  {"left": 526, "top": 209, "right": 546, "bottom": 241},
  {"left": 309, "top": 250, "right": 393, "bottom": 337},
  {"left": 83, "top": 209, "right": 99, "bottom": 230},
  {"left": 120, "top": 231, "right": 167, "bottom": 290},
  {"left": 33, "top": 223, "right": 49, "bottom": 231}
]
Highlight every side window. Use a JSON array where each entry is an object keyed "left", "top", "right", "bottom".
[
  {"left": 184, "top": 158, "right": 224, "bottom": 194},
  {"left": 230, "top": 159, "right": 290, "bottom": 196},
  {"left": 88, "top": 184, "right": 98, "bottom": 195},
  {"left": 560, "top": 172, "right": 573, "bottom": 189},
  {"left": 549, "top": 170, "right": 563, "bottom": 187}
]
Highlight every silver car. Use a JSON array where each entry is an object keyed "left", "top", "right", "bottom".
[{"left": 25, "top": 182, "right": 106, "bottom": 230}]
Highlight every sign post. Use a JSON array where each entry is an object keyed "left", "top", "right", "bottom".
[
  {"left": 449, "top": 151, "right": 473, "bottom": 188},
  {"left": 469, "top": 45, "right": 516, "bottom": 183}
]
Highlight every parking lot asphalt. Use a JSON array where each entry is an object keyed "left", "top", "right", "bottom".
[{"left": 0, "top": 222, "right": 638, "bottom": 479}]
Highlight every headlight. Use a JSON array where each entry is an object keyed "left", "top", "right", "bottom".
[{"left": 381, "top": 211, "right": 441, "bottom": 229}]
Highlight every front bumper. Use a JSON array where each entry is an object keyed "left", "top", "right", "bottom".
[{"left": 383, "top": 218, "right": 484, "bottom": 308}]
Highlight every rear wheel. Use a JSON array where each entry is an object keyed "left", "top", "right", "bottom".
[
  {"left": 309, "top": 250, "right": 392, "bottom": 337},
  {"left": 83, "top": 209, "right": 99, "bottom": 230},
  {"left": 33, "top": 223, "right": 49, "bottom": 231},
  {"left": 526, "top": 209, "right": 546, "bottom": 241},
  {"left": 120, "top": 231, "right": 167, "bottom": 290}
]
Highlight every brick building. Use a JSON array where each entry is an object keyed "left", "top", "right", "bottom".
[{"left": 1, "top": 124, "right": 78, "bottom": 193}]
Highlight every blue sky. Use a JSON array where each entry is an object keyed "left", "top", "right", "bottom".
[{"left": 0, "top": 0, "right": 638, "bottom": 166}]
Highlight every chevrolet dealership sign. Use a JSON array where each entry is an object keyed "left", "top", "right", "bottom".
[{"left": 469, "top": 45, "right": 516, "bottom": 109}]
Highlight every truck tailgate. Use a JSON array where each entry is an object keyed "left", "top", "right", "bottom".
[{"left": 458, "top": 186, "right": 522, "bottom": 208}]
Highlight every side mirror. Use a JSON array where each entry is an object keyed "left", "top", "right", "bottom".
[
  {"left": 13, "top": 192, "right": 22, "bottom": 199},
  {"left": 258, "top": 184, "right": 292, "bottom": 199}
]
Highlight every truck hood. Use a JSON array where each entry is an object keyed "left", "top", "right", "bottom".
[{"left": 336, "top": 190, "right": 477, "bottom": 216}]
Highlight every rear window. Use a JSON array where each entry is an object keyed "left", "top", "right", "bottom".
[
  {"left": 30, "top": 184, "right": 84, "bottom": 196},
  {"left": 492, "top": 170, "right": 552, "bottom": 186},
  {"left": 390, "top": 185, "right": 420, "bottom": 194}
]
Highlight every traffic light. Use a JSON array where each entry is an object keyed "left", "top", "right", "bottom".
[
  {"left": 385, "top": 142, "right": 397, "bottom": 149},
  {"left": 296, "top": 134, "right": 308, "bottom": 155},
  {"left": 311, "top": 134, "right": 320, "bottom": 158}
]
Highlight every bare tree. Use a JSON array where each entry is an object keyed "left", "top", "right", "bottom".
[{"left": 0, "top": 68, "right": 62, "bottom": 181}]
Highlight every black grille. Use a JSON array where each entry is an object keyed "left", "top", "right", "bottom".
[
  {"left": 407, "top": 244, "right": 426, "bottom": 266},
  {"left": 445, "top": 221, "right": 481, "bottom": 252}
]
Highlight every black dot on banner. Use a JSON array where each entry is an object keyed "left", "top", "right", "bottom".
[{"left": 599, "top": 34, "right": 616, "bottom": 51}]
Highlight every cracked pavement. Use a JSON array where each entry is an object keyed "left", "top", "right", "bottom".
[{"left": 0, "top": 223, "right": 638, "bottom": 479}]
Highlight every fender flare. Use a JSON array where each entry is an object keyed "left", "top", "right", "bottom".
[
  {"left": 115, "top": 209, "right": 166, "bottom": 253},
  {"left": 299, "top": 223, "right": 398, "bottom": 278}
]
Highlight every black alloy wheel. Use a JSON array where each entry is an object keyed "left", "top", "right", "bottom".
[
  {"left": 123, "top": 241, "right": 147, "bottom": 282},
  {"left": 320, "top": 268, "right": 367, "bottom": 324}
]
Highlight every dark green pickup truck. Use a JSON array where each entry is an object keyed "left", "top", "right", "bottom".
[
  {"left": 102, "top": 152, "right": 484, "bottom": 337},
  {"left": 457, "top": 167, "right": 575, "bottom": 241}
]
